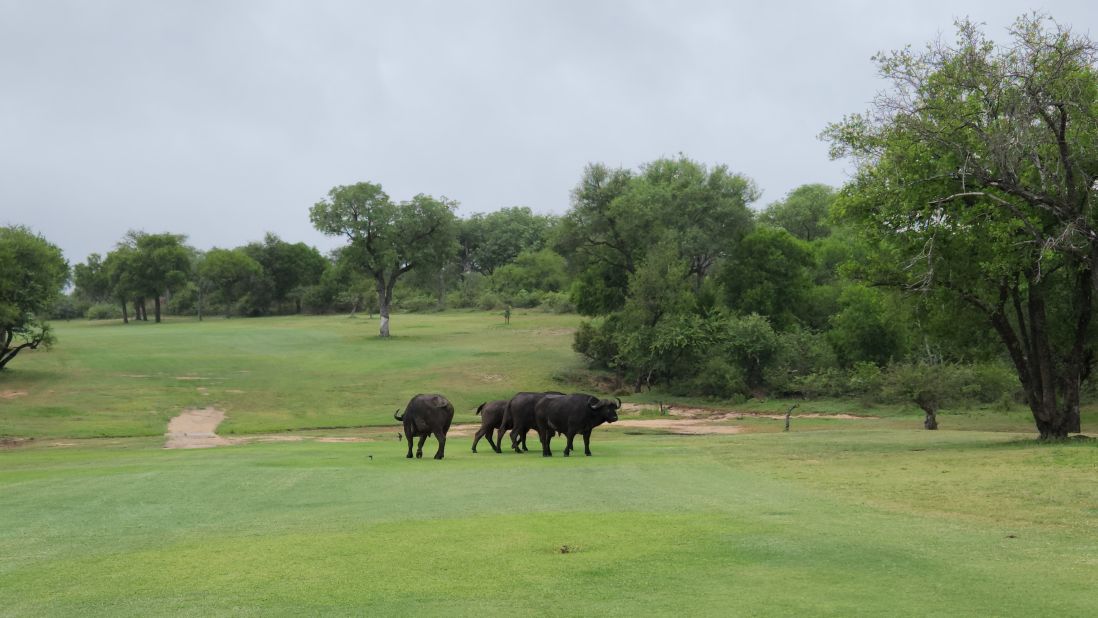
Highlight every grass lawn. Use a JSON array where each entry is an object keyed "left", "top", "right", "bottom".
[
  {"left": 2, "top": 311, "right": 1096, "bottom": 615},
  {"left": 2, "top": 430, "right": 1096, "bottom": 616},
  {"left": 0, "top": 311, "right": 583, "bottom": 438}
]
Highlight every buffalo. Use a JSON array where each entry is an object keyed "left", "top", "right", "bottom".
[
  {"left": 535, "top": 394, "right": 620, "bottom": 457},
  {"left": 471, "top": 399, "right": 508, "bottom": 453},
  {"left": 393, "top": 394, "right": 455, "bottom": 459},
  {"left": 499, "top": 391, "right": 564, "bottom": 453}
]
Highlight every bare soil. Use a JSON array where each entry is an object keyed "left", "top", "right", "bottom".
[
  {"left": 613, "top": 419, "right": 745, "bottom": 434},
  {"left": 618, "top": 402, "right": 877, "bottom": 420},
  {"left": 164, "top": 407, "right": 230, "bottom": 449},
  {"left": 1, "top": 390, "right": 28, "bottom": 399}
]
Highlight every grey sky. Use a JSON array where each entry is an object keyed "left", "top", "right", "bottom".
[{"left": 2, "top": 1, "right": 1096, "bottom": 265}]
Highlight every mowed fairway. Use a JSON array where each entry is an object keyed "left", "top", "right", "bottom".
[
  {"left": 2, "top": 312, "right": 1097, "bottom": 616},
  {"left": 0, "top": 312, "right": 582, "bottom": 437}
]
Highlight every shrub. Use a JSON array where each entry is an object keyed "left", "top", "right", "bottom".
[
  {"left": 687, "top": 357, "right": 749, "bottom": 399},
  {"left": 86, "top": 303, "right": 121, "bottom": 320},
  {"left": 539, "top": 291, "right": 575, "bottom": 314}
]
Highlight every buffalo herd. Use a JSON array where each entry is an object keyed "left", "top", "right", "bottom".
[{"left": 396, "top": 391, "right": 621, "bottom": 460}]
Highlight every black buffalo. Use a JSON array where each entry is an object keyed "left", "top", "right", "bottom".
[
  {"left": 393, "top": 394, "right": 455, "bottom": 459},
  {"left": 535, "top": 394, "right": 620, "bottom": 457},
  {"left": 499, "top": 391, "right": 564, "bottom": 453},
  {"left": 471, "top": 399, "right": 508, "bottom": 453}
]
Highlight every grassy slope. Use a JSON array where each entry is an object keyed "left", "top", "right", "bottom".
[
  {"left": 0, "top": 312, "right": 582, "bottom": 438},
  {"left": 1, "top": 431, "right": 1095, "bottom": 616}
]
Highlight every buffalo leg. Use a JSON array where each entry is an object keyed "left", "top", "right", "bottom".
[
  {"left": 541, "top": 431, "right": 553, "bottom": 457},
  {"left": 416, "top": 434, "right": 428, "bottom": 458},
  {"left": 564, "top": 432, "right": 576, "bottom": 457},
  {"left": 582, "top": 429, "right": 593, "bottom": 456},
  {"left": 520, "top": 431, "right": 529, "bottom": 452},
  {"left": 433, "top": 431, "right": 446, "bottom": 460},
  {"left": 510, "top": 429, "right": 523, "bottom": 453},
  {"left": 472, "top": 428, "right": 484, "bottom": 453},
  {"left": 485, "top": 428, "right": 500, "bottom": 453},
  {"left": 405, "top": 432, "right": 414, "bottom": 459}
]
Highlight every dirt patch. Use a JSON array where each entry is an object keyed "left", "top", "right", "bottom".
[
  {"left": 618, "top": 402, "right": 877, "bottom": 420},
  {"left": 613, "top": 419, "right": 745, "bottom": 435},
  {"left": 446, "top": 423, "right": 479, "bottom": 437},
  {"left": 225, "top": 389, "right": 246, "bottom": 394},
  {"left": 0, "top": 437, "right": 33, "bottom": 448},
  {"left": 479, "top": 374, "right": 503, "bottom": 383},
  {"left": 1, "top": 390, "right": 28, "bottom": 399},
  {"left": 165, "top": 407, "right": 230, "bottom": 449},
  {"left": 175, "top": 376, "right": 211, "bottom": 381}
]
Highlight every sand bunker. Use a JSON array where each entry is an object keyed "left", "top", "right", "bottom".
[{"left": 164, "top": 407, "right": 230, "bottom": 449}]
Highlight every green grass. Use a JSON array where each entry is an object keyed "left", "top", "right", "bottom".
[
  {"left": 0, "top": 311, "right": 582, "bottom": 438},
  {"left": 2, "top": 431, "right": 1096, "bottom": 616},
  {"left": 3, "top": 311, "right": 1097, "bottom": 615}
]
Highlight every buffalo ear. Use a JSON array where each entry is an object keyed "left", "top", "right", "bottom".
[{"left": 588, "top": 396, "right": 599, "bottom": 409}]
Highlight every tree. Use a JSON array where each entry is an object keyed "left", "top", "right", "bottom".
[
  {"left": 461, "top": 207, "right": 556, "bottom": 275},
  {"left": 72, "top": 253, "right": 111, "bottom": 303},
  {"left": 197, "top": 249, "right": 264, "bottom": 317},
  {"left": 0, "top": 227, "right": 68, "bottom": 370},
  {"left": 242, "top": 233, "right": 328, "bottom": 314},
  {"left": 310, "top": 182, "right": 458, "bottom": 337},
  {"left": 759, "top": 184, "right": 836, "bottom": 241},
  {"left": 824, "top": 14, "right": 1098, "bottom": 438},
  {"left": 104, "top": 245, "right": 138, "bottom": 323},
  {"left": 718, "top": 226, "right": 814, "bottom": 329}
]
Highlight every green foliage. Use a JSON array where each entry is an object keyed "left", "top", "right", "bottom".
[
  {"left": 759, "top": 183, "right": 836, "bottom": 241},
  {"left": 460, "top": 206, "right": 557, "bottom": 275},
  {"left": 85, "top": 303, "right": 121, "bottom": 321},
  {"left": 824, "top": 14, "right": 1098, "bottom": 437},
  {"left": 490, "top": 248, "right": 568, "bottom": 296},
  {"left": 719, "top": 226, "right": 814, "bottom": 329},
  {"left": 72, "top": 253, "right": 111, "bottom": 303},
  {"left": 826, "top": 285, "right": 908, "bottom": 367},
  {"left": 197, "top": 249, "right": 265, "bottom": 317},
  {"left": 0, "top": 226, "right": 68, "bottom": 370},
  {"left": 310, "top": 182, "right": 458, "bottom": 335}
]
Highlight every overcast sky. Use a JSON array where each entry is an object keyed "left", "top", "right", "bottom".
[{"left": 2, "top": 1, "right": 1096, "bottom": 264}]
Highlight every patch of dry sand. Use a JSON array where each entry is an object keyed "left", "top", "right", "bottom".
[
  {"left": 1, "top": 390, "right": 28, "bottom": 399},
  {"left": 164, "top": 407, "right": 230, "bottom": 449}
]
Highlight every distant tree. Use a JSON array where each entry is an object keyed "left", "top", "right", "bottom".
[
  {"left": 0, "top": 226, "right": 68, "bottom": 370},
  {"left": 310, "top": 182, "right": 458, "bottom": 337},
  {"left": 759, "top": 184, "right": 836, "bottom": 241},
  {"left": 197, "top": 249, "right": 264, "bottom": 317},
  {"left": 461, "top": 207, "right": 556, "bottom": 275},
  {"left": 72, "top": 253, "right": 112, "bottom": 303},
  {"left": 119, "top": 232, "right": 191, "bottom": 323},
  {"left": 718, "top": 226, "right": 814, "bottom": 329},
  {"left": 104, "top": 245, "right": 138, "bottom": 323},
  {"left": 242, "top": 233, "right": 327, "bottom": 313},
  {"left": 825, "top": 15, "right": 1098, "bottom": 438}
]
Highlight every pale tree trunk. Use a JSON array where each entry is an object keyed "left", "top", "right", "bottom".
[{"left": 377, "top": 279, "right": 391, "bottom": 338}]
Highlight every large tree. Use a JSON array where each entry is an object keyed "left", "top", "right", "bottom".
[
  {"left": 825, "top": 14, "right": 1098, "bottom": 438},
  {"left": 310, "top": 182, "right": 458, "bottom": 337},
  {"left": 0, "top": 227, "right": 68, "bottom": 370},
  {"left": 242, "top": 233, "right": 328, "bottom": 314}
]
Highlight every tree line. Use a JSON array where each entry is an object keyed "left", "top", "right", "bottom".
[{"left": 5, "top": 13, "right": 1096, "bottom": 438}]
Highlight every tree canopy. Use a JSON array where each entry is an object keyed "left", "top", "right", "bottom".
[
  {"left": 0, "top": 226, "right": 68, "bottom": 370},
  {"left": 824, "top": 14, "right": 1098, "bottom": 438},
  {"left": 310, "top": 182, "right": 458, "bottom": 337}
]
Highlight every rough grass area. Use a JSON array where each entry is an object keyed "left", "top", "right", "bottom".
[
  {"left": 2, "top": 430, "right": 1096, "bottom": 616},
  {"left": 0, "top": 312, "right": 582, "bottom": 438}
]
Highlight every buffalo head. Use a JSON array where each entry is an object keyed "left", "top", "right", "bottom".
[{"left": 587, "top": 396, "right": 621, "bottom": 424}]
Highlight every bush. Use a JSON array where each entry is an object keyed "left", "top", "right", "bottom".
[
  {"left": 573, "top": 318, "right": 619, "bottom": 368},
  {"left": 86, "top": 303, "right": 121, "bottom": 320},
  {"left": 686, "top": 357, "right": 748, "bottom": 399},
  {"left": 539, "top": 291, "right": 575, "bottom": 314},
  {"left": 505, "top": 288, "right": 542, "bottom": 309},
  {"left": 394, "top": 292, "right": 438, "bottom": 313},
  {"left": 476, "top": 290, "right": 503, "bottom": 311},
  {"left": 764, "top": 327, "right": 838, "bottom": 395},
  {"left": 50, "top": 295, "right": 88, "bottom": 320}
]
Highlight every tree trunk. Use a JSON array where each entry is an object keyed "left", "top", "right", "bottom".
[
  {"left": 154, "top": 296, "right": 162, "bottom": 323},
  {"left": 921, "top": 406, "right": 939, "bottom": 430},
  {"left": 377, "top": 279, "right": 391, "bottom": 337},
  {"left": 121, "top": 299, "right": 129, "bottom": 324}
]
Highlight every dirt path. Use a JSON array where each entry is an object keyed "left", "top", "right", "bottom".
[
  {"left": 164, "top": 407, "right": 230, "bottom": 449},
  {"left": 618, "top": 402, "right": 877, "bottom": 420},
  {"left": 613, "top": 419, "right": 745, "bottom": 434}
]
